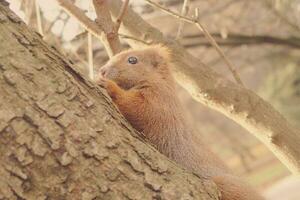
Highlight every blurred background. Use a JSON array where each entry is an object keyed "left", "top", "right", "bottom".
[{"left": 6, "top": 0, "right": 300, "bottom": 199}]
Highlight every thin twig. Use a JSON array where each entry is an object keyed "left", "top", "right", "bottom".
[
  {"left": 144, "top": 0, "right": 244, "bottom": 86},
  {"left": 176, "top": 0, "right": 189, "bottom": 40},
  {"left": 88, "top": 32, "right": 94, "bottom": 80},
  {"left": 35, "top": 0, "right": 44, "bottom": 36},
  {"left": 114, "top": 0, "right": 130, "bottom": 33}
]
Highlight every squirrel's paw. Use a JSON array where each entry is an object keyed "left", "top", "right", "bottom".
[
  {"left": 96, "top": 77, "right": 109, "bottom": 88},
  {"left": 96, "top": 78, "right": 119, "bottom": 99}
]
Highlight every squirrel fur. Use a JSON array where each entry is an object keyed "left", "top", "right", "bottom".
[{"left": 96, "top": 45, "right": 264, "bottom": 200}]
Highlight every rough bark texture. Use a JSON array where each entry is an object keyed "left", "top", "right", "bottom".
[
  {"left": 108, "top": 0, "right": 300, "bottom": 174},
  {"left": 0, "top": 3, "right": 219, "bottom": 200}
]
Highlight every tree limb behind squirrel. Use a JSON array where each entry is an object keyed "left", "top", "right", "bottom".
[{"left": 96, "top": 45, "right": 264, "bottom": 200}]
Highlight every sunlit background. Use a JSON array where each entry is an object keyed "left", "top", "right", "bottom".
[{"left": 6, "top": 0, "right": 300, "bottom": 199}]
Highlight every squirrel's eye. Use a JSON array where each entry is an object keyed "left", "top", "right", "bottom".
[{"left": 128, "top": 56, "right": 138, "bottom": 64}]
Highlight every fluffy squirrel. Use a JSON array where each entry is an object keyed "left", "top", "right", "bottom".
[{"left": 96, "top": 45, "right": 264, "bottom": 200}]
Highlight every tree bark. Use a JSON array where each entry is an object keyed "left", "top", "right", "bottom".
[{"left": 0, "top": 3, "right": 219, "bottom": 200}]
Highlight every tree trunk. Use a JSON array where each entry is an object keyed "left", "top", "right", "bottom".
[{"left": 0, "top": 2, "right": 219, "bottom": 200}]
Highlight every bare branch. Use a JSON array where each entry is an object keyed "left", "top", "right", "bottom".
[
  {"left": 92, "top": 0, "right": 122, "bottom": 56},
  {"left": 144, "top": 0, "right": 244, "bottom": 86},
  {"left": 114, "top": 0, "right": 130, "bottom": 33},
  {"left": 182, "top": 33, "right": 300, "bottom": 49}
]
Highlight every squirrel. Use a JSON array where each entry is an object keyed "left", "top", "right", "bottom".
[{"left": 96, "top": 45, "right": 265, "bottom": 200}]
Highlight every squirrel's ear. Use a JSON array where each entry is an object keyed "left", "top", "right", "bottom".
[
  {"left": 144, "top": 44, "right": 171, "bottom": 63},
  {"left": 150, "top": 44, "right": 171, "bottom": 61}
]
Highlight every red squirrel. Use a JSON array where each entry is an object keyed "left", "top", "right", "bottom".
[{"left": 96, "top": 45, "right": 264, "bottom": 200}]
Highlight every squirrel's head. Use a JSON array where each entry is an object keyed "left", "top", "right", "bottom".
[{"left": 97, "top": 44, "right": 172, "bottom": 90}]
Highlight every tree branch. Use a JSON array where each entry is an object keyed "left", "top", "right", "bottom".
[
  {"left": 108, "top": 0, "right": 300, "bottom": 174},
  {"left": 182, "top": 33, "right": 300, "bottom": 49},
  {"left": 114, "top": 0, "right": 130, "bottom": 33},
  {"left": 92, "top": 0, "right": 122, "bottom": 56}
]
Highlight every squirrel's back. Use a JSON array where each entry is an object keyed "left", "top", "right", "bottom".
[{"left": 130, "top": 80, "right": 229, "bottom": 178}]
